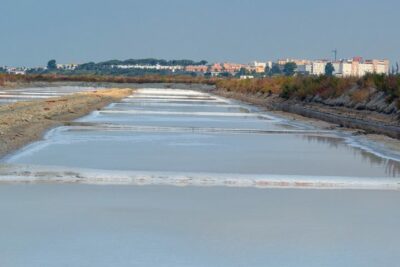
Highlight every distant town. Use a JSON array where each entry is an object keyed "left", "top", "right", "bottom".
[{"left": 1, "top": 55, "right": 396, "bottom": 79}]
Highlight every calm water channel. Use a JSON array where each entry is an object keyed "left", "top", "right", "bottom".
[{"left": 1, "top": 86, "right": 400, "bottom": 267}]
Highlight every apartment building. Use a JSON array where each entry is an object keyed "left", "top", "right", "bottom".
[
  {"left": 297, "top": 57, "right": 389, "bottom": 77},
  {"left": 334, "top": 58, "right": 389, "bottom": 77},
  {"left": 278, "top": 59, "right": 312, "bottom": 66}
]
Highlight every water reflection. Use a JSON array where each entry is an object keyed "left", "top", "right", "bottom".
[
  {"left": 3, "top": 87, "right": 400, "bottom": 180},
  {"left": 0, "top": 86, "right": 101, "bottom": 104},
  {"left": 300, "top": 135, "right": 400, "bottom": 177}
]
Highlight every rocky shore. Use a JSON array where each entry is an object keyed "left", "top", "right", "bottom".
[{"left": 0, "top": 88, "right": 132, "bottom": 158}]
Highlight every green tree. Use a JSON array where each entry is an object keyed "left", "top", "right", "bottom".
[
  {"left": 283, "top": 62, "right": 297, "bottom": 76},
  {"left": 270, "top": 64, "right": 282, "bottom": 76},
  {"left": 47, "top": 59, "right": 57, "bottom": 70},
  {"left": 237, "top": 67, "right": 250, "bottom": 77},
  {"left": 325, "top": 62, "right": 335, "bottom": 76},
  {"left": 264, "top": 66, "right": 271, "bottom": 75}
]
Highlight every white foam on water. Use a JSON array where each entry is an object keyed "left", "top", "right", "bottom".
[
  {"left": 112, "top": 102, "right": 241, "bottom": 108},
  {"left": 0, "top": 165, "right": 399, "bottom": 190},
  {"left": 98, "top": 110, "right": 276, "bottom": 119},
  {"left": 0, "top": 94, "right": 50, "bottom": 99},
  {"left": 63, "top": 124, "right": 332, "bottom": 135},
  {"left": 122, "top": 98, "right": 224, "bottom": 103},
  {"left": 135, "top": 88, "right": 206, "bottom": 96},
  {"left": 131, "top": 94, "right": 212, "bottom": 99},
  {"left": 19, "top": 92, "right": 70, "bottom": 96}
]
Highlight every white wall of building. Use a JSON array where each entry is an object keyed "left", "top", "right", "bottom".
[{"left": 311, "top": 62, "right": 327, "bottom": 75}]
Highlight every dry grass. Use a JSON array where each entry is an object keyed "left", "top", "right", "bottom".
[{"left": 351, "top": 88, "right": 371, "bottom": 103}]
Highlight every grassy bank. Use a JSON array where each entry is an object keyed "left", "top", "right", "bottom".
[
  {"left": 0, "top": 88, "right": 132, "bottom": 158},
  {"left": 215, "top": 74, "right": 400, "bottom": 138},
  {"left": 4, "top": 73, "right": 399, "bottom": 107}
]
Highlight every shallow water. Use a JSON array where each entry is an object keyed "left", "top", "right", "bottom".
[
  {"left": 1, "top": 87, "right": 400, "bottom": 267},
  {"left": 0, "top": 86, "right": 101, "bottom": 104},
  {"left": 5, "top": 87, "right": 400, "bottom": 180},
  {"left": 1, "top": 185, "right": 400, "bottom": 267}
]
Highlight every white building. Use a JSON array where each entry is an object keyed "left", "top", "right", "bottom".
[
  {"left": 249, "top": 61, "right": 267, "bottom": 73},
  {"left": 358, "top": 63, "right": 374, "bottom": 77},
  {"left": 56, "top": 63, "right": 79, "bottom": 70},
  {"left": 341, "top": 62, "right": 353, "bottom": 76},
  {"left": 296, "top": 64, "right": 312, "bottom": 74},
  {"left": 305, "top": 58, "right": 389, "bottom": 77},
  {"left": 240, "top": 75, "right": 255, "bottom": 79},
  {"left": 5, "top": 67, "right": 26, "bottom": 75},
  {"left": 112, "top": 64, "right": 184, "bottom": 72},
  {"left": 311, "top": 61, "right": 328, "bottom": 75}
]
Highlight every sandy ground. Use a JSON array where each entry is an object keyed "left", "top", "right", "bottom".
[{"left": 0, "top": 88, "right": 132, "bottom": 158}]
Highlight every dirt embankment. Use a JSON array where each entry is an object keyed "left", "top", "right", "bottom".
[
  {"left": 215, "top": 89, "right": 400, "bottom": 139},
  {"left": 0, "top": 88, "right": 132, "bottom": 158}
]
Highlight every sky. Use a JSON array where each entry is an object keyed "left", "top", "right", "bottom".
[{"left": 1, "top": 0, "right": 399, "bottom": 67}]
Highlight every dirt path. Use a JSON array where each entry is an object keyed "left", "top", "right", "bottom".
[{"left": 0, "top": 88, "right": 132, "bottom": 159}]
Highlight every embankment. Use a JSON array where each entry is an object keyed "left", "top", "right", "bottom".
[
  {"left": 215, "top": 89, "right": 400, "bottom": 139},
  {"left": 0, "top": 88, "right": 132, "bottom": 158},
  {"left": 214, "top": 75, "right": 400, "bottom": 139}
]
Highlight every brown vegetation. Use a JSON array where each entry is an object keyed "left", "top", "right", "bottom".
[
  {"left": 0, "top": 73, "right": 217, "bottom": 86},
  {"left": 350, "top": 88, "right": 372, "bottom": 103},
  {"left": 3, "top": 73, "right": 399, "bottom": 105},
  {"left": 215, "top": 74, "right": 400, "bottom": 106}
]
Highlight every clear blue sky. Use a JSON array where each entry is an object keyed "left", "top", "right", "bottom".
[{"left": 1, "top": 0, "right": 399, "bottom": 67}]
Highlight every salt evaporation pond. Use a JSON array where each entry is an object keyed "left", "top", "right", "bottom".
[
  {"left": 0, "top": 86, "right": 103, "bottom": 104},
  {"left": 1, "top": 86, "right": 400, "bottom": 267}
]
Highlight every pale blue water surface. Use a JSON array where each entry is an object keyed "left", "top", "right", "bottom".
[{"left": 1, "top": 87, "right": 400, "bottom": 267}]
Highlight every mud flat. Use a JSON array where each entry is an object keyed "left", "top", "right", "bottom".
[{"left": 0, "top": 88, "right": 132, "bottom": 158}]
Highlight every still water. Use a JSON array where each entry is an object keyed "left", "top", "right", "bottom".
[
  {"left": 5, "top": 88, "right": 400, "bottom": 181},
  {"left": 1, "top": 87, "right": 400, "bottom": 267},
  {"left": 0, "top": 86, "right": 102, "bottom": 104}
]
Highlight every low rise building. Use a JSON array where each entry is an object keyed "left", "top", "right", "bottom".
[
  {"left": 113, "top": 64, "right": 184, "bottom": 72},
  {"left": 5, "top": 67, "right": 26, "bottom": 75},
  {"left": 185, "top": 65, "right": 209, "bottom": 73},
  {"left": 249, "top": 61, "right": 267, "bottom": 73},
  {"left": 56, "top": 63, "right": 79, "bottom": 70},
  {"left": 210, "top": 63, "right": 223, "bottom": 73},
  {"left": 222, "top": 63, "right": 245, "bottom": 74},
  {"left": 240, "top": 75, "right": 254, "bottom": 79}
]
